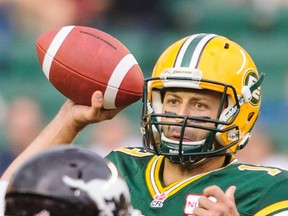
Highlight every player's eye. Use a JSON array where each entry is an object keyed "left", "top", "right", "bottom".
[
  {"left": 168, "top": 99, "right": 178, "bottom": 105},
  {"left": 191, "top": 102, "right": 207, "bottom": 110},
  {"left": 195, "top": 103, "right": 205, "bottom": 109}
]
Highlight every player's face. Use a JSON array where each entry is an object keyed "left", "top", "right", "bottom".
[{"left": 161, "top": 89, "right": 223, "bottom": 143}]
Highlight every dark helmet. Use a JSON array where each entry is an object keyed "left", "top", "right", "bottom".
[{"left": 5, "top": 145, "right": 140, "bottom": 216}]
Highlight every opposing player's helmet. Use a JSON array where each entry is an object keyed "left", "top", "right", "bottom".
[
  {"left": 141, "top": 33, "right": 264, "bottom": 164},
  {"left": 5, "top": 145, "right": 141, "bottom": 216}
]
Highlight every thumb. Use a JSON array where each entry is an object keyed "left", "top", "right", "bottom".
[
  {"left": 225, "top": 185, "right": 236, "bottom": 201},
  {"left": 91, "top": 90, "right": 104, "bottom": 108}
]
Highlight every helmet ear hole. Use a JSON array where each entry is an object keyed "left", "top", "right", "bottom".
[{"left": 247, "top": 112, "right": 255, "bottom": 122}]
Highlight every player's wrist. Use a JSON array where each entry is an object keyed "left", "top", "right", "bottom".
[{"left": 54, "top": 102, "right": 85, "bottom": 134}]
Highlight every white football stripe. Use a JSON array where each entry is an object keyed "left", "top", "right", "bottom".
[
  {"left": 103, "top": 54, "right": 138, "bottom": 109},
  {"left": 42, "top": 25, "right": 75, "bottom": 79},
  {"left": 189, "top": 34, "right": 217, "bottom": 68}
]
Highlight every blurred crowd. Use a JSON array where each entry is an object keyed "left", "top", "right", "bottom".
[{"left": 1, "top": 0, "right": 288, "bottom": 174}]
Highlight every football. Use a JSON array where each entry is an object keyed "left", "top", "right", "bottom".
[{"left": 35, "top": 25, "right": 144, "bottom": 109}]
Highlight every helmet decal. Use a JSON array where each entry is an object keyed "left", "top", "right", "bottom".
[
  {"left": 62, "top": 175, "right": 129, "bottom": 215},
  {"left": 174, "top": 34, "right": 217, "bottom": 68},
  {"left": 243, "top": 70, "right": 261, "bottom": 106}
]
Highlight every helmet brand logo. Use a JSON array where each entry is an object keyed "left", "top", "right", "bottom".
[
  {"left": 162, "top": 68, "right": 202, "bottom": 80},
  {"left": 169, "top": 149, "right": 185, "bottom": 154},
  {"left": 147, "top": 101, "right": 154, "bottom": 114},
  {"left": 161, "top": 68, "right": 203, "bottom": 89},
  {"left": 222, "top": 105, "right": 238, "bottom": 122},
  {"left": 170, "top": 149, "right": 179, "bottom": 153}
]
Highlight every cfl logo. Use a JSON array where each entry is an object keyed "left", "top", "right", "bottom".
[
  {"left": 150, "top": 193, "right": 167, "bottom": 208},
  {"left": 150, "top": 200, "right": 164, "bottom": 208}
]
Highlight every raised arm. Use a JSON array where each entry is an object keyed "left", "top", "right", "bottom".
[{"left": 1, "top": 91, "right": 123, "bottom": 181}]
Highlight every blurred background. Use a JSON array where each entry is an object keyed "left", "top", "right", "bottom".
[{"left": 0, "top": 0, "right": 288, "bottom": 173}]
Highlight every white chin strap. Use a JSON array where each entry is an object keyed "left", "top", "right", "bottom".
[{"left": 161, "top": 133, "right": 206, "bottom": 146}]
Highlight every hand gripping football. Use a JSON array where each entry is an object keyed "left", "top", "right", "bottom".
[{"left": 36, "top": 25, "right": 144, "bottom": 109}]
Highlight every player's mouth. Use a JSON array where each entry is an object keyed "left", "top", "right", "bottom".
[{"left": 169, "top": 132, "right": 194, "bottom": 142}]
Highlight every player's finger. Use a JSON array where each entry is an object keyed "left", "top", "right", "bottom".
[
  {"left": 192, "top": 206, "right": 209, "bottom": 216},
  {"left": 91, "top": 90, "right": 123, "bottom": 120},
  {"left": 198, "top": 195, "right": 214, "bottom": 209},
  {"left": 203, "top": 185, "right": 224, "bottom": 201},
  {"left": 225, "top": 185, "right": 236, "bottom": 201},
  {"left": 202, "top": 185, "right": 239, "bottom": 216},
  {"left": 91, "top": 90, "right": 104, "bottom": 109}
]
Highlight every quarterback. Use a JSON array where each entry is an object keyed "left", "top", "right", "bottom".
[{"left": 2, "top": 33, "right": 288, "bottom": 216}]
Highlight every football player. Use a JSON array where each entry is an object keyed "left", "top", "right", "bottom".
[
  {"left": 2, "top": 33, "right": 288, "bottom": 215},
  {"left": 4, "top": 145, "right": 141, "bottom": 216}
]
